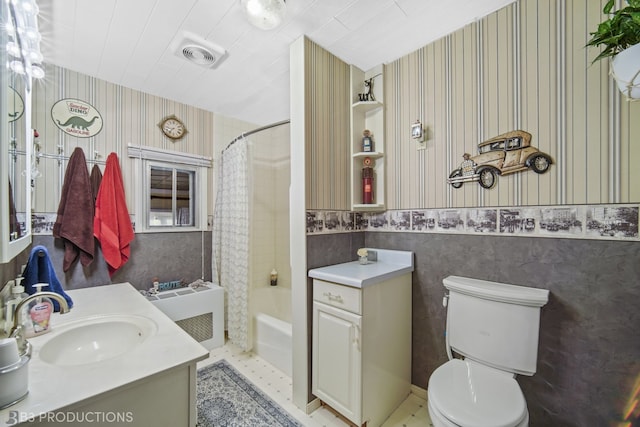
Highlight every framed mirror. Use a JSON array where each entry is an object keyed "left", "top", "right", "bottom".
[{"left": 1, "top": 0, "right": 33, "bottom": 263}]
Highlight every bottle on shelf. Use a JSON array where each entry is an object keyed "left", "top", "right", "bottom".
[
  {"left": 362, "top": 129, "right": 374, "bottom": 152},
  {"left": 362, "top": 164, "right": 374, "bottom": 204}
]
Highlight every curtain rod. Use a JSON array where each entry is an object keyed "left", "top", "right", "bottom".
[{"left": 224, "top": 119, "right": 290, "bottom": 152}]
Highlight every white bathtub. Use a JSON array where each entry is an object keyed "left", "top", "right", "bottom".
[{"left": 251, "top": 287, "right": 292, "bottom": 376}]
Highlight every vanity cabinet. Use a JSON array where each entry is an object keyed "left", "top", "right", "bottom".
[
  {"left": 0, "top": 284, "right": 208, "bottom": 427},
  {"left": 311, "top": 275, "right": 411, "bottom": 427},
  {"left": 312, "top": 280, "right": 363, "bottom": 423}
]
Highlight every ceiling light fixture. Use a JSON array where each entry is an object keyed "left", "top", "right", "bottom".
[
  {"left": 4, "top": 0, "right": 45, "bottom": 84},
  {"left": 241, "top": 0, "right": 286, "bottom": 31}
]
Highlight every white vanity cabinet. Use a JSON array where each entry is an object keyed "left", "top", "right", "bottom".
[
  {"left": 312, "top": 280, "right": 363, "bottom": 423},
  {"left": 0, "top": 284, "right": 208, "bottom": 427},
  {"left": 309, "top": 249, "right": 413, "bottom": 427}
]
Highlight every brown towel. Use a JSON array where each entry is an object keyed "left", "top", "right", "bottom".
[
  {"left": 53, "top": 147, "right": 95, "bottom": 271},
  {"left": 90, "top": 164, "right": 103, "bottom": 206}
]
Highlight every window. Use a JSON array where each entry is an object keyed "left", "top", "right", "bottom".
[
  {"left": 148, "top": 164, "right": 196, "bottom": 227},
  {"left": 505, "top": 138, "right": 522, "bottom": 150},
  {"left": 489, "top": 141, "right": 505, "bottom": 151},
  {"left": 128, "top": 144, "right": 211, "bottom": 232}
]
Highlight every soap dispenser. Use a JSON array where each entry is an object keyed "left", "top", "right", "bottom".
[{"left": 22, "top": 283, "right": 54, "bottom": 338}]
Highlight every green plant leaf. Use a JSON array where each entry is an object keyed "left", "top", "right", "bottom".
[
  {"left": 587, "top": 0, "right": 640, "bottom": 63},
  {"left": 603, "top": 0, "right": 615, "bottom": 14}
]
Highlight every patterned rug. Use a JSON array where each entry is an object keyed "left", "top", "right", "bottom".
[{"left": 197, "top": 359, "right": 303, "bottom": 427}]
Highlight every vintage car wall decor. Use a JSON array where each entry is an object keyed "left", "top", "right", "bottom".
[{"left": 447, "top": 130, "right": 552, "bottom": 189}]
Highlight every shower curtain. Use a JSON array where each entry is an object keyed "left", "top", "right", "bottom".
[{"left": 212, "top": 138, "right": 251, "bottom": 351}]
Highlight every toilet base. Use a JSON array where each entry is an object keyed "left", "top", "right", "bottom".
[
  {"left": 428, "top": 396, "right": 529, "bottom": 427},
  {"left": 428, "top": 397, "right": 459, "bottom": 427}
]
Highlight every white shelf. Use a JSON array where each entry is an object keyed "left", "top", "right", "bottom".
[
  {"left": 350, "top": 65, "right": 385, "bottom": 212},
  {"left": 352, "top": 203, "right": 385, "bottom": 212},
  {"left": 352, "top": 151, "right": 384, "bottom": 159},
  {"left": 352, "top": 101, "right": 383, "bottom": 113}
]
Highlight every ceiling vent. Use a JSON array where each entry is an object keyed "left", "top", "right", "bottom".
[{"left": 172, "top": 32, "right": 227, "bottom": 69}]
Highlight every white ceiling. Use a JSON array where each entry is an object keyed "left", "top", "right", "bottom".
[{"left": 38, "top": 0, "right": 515, "bottom": 126}]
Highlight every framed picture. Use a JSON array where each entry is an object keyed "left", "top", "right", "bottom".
[{"left": 411, "top": 121, "right": 423, "bottom": 139}]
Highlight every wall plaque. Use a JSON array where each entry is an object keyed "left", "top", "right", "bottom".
[
  {"left": 8, "top": 87, "right": 24, "bottom": 122},
  {"left": 51, "top": 98, "right": 103, "bottom": 138}
]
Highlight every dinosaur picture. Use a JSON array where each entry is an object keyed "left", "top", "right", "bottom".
[
  {"left": 51, "top": 98, "right": 103, "bottom": 137},
  {"left": 7, "top": 86, "right": 24, "bottom": 122},
  {"left": 56, "top": 115, "right": 100, "bottom": 131}
]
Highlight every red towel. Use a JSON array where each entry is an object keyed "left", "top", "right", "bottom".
[
  {"left": 53, "top": 147, "right": 94, "bottom": 271},
  {"left": 94, "top": 153, "right": 134, "bottom": 277}
]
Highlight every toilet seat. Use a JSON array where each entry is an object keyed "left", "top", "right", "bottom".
[{"left": 428, "top": 359, "right": 528, "bottom": 427}]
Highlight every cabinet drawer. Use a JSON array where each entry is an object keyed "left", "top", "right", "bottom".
[{"left": 313, "top": 279, "right": 361, "bottom": 314}]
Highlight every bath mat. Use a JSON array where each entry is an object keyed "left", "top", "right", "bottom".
[{"left": 197, "top": 359, "right": 303, "bottom": 427}]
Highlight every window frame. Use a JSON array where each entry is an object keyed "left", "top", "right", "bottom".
[{"left": 128, "top": 144, "right": 211, "bottom": 233}]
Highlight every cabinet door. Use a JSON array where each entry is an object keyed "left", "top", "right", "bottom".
[{"left": 312, "top": 301, "right": 362, "bottom": 425}]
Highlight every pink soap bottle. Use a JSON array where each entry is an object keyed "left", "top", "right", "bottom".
[{"left": 23, "top": 283, "right": 54, "bottom": 338}]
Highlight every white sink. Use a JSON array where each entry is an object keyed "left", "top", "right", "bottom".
[{"left": 38, "top": 315, "right": 157, "bottom": 366}]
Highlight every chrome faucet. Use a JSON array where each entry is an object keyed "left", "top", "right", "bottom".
[{"left": 9, "top": 292, "right": 70, "bottom": 355}]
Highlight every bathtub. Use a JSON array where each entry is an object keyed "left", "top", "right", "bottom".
[{"left": 252, "top": 287, "right": 292, "bottom": 377}]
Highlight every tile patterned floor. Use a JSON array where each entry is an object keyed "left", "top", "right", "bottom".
[{"left": 197, "top": 342, "right": 433, "bottom": 427}]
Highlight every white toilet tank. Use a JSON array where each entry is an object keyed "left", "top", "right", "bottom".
[{"left": 443, "top": 276, "right": 549, "bottom": 376}]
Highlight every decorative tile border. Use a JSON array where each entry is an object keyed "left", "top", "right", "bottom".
[
  {"left": 30, "top": 212, "right": 137, "bottom": 234},
  {"left": 31, "top": 205, "right": 638, "bottom": 242},
  {"left": 31, "top": 212, "right": 56, "bottom": 234},
  {"left": 306, "top": 204, "right": 640, "bottom": 242}
]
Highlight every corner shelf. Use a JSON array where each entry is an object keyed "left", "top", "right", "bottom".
[
  {"left": 352, "top": 101, "right": 383, "bottom": 113},
  {"left": 352, "top": 151, "right": 384, "bottom": 159},
  {"left": 352, "top": 203, "right": 385, "bottom": 212},
  {"left": 350, "top": 65, "right": 385, "bottom": 212}
]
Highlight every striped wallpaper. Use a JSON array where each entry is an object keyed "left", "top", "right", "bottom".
[
  {"left": 30, "top": 0, "right": 640, "bottom": 217},
  {"left": 383, "top": 0, "right": 640, "bottom": 210},
  {"left": 304, "top": 38, "right": 351, "bottom": 211},
  {"left": 30, "top": 63, "right": 215, "bottom": 218},
  {"left": 303, "top": 0, "right": 639, "bottom": 211}
]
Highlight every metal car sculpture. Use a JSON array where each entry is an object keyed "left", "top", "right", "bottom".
[{"left": 447, "top": 130, "right": 552, "bottom": 189}]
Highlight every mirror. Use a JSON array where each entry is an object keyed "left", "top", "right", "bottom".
[
  {"left": 8, "top": 71, "right": 27, "bottom": 241},
  {"left": 1, "top": 0, "right": 32, "bottom": 263}
]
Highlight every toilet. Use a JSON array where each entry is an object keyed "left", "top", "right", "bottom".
[{"left": 427, "top": 276, "right": 549, "bottom": 427}]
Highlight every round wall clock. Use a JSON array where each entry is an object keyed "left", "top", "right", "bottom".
[{"left": 159, "top": 115, "right": 187, "bottom": 140}]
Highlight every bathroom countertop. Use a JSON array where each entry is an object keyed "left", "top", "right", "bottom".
[
  {"left": 308, "top": 248, "right": 414, "bottom": 288},
  {"left": 0, "top": 283, "right": 209, "bottom": 425}
]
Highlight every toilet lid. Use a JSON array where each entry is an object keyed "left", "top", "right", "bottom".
[{"left": 428, "top": 359, "right": 527, "bottom": 427}]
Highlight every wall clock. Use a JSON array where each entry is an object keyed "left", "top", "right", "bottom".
[{"left": 159, "top": 115, "right": 187, "bottom": 140}]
